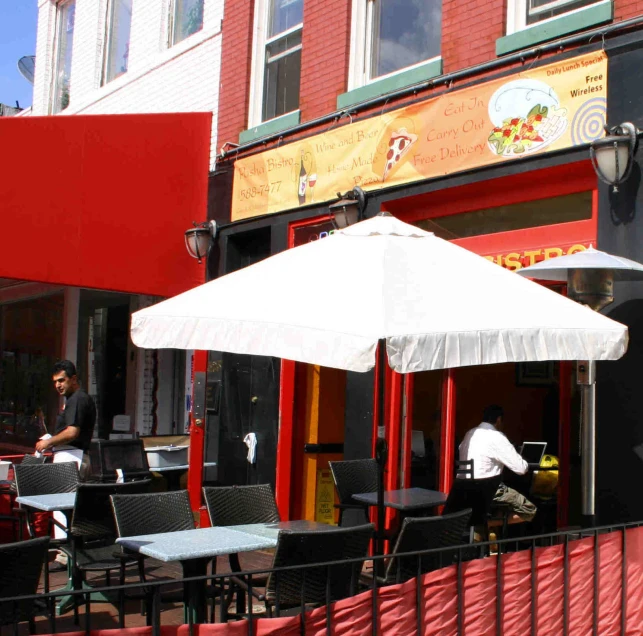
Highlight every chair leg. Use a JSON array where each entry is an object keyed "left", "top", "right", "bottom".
[
  {"left": 136, "top": 558, "right": 147, "bottom": 618},
  {"left": 119, "top": 562, "right": 126, "bottom": 629}
]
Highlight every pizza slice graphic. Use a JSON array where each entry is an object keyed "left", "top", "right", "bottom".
[{"left": 383, "top": 128, "right": 418, "bottom": 181}]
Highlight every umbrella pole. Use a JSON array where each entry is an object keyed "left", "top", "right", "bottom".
[
  {"left": 375, "top": 340, "right": 388, "bottom": 574},
  {"left": 581, "top": 361, "right": 596, "bottom": 527}
]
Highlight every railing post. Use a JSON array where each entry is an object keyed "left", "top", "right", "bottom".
[
  {"left": 621, "top": 528, "right": 628, "bottom": 634},
  {"left": 593, "top": 529, "right": 599, "bottom": 636},
  {"left": 531, "top": 539, "right": 537, "bottom": 636},
  {"left": 563, "top": 533, "right": 570, "bottom": 636},
  {"left": 457, "top": 548, "right": 464, "bottom": 636},
  {"left": 151, "top": 586, "right": 161, "bottom": 636}
]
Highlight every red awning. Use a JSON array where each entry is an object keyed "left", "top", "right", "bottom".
[{"left": 0, "top": 112, "right": 212, "bottom": 298}]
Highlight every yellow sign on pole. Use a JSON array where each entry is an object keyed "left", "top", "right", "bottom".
[{"left": 315, "top": 469, "right": 336, "bottom": 524}]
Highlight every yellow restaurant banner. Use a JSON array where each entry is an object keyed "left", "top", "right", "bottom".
[{"left": 232, "top": 51, "right": 607, "bottom": 221}]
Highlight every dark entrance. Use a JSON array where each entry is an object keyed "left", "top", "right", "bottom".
[{"left": 210, "top": 227, "right": 279, "bottom": 487}]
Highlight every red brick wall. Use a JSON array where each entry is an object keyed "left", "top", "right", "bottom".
[
  {"left": 442, "top": 0, "right": 505, "bottom": 73},
  {"left": 217, "top": 0, "right": 643, "bottom": 147},
  {"left": 217, "top": 0, "right": 255, "bottom": 147},
  {"left": 616, "top": 0, "right": 643, "bottom": 20},
  {"left": 300, "top": 0, "right": 352, "bottom": 120}
]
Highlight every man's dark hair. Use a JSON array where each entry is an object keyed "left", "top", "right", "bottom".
[
  {"left": 52, "top": 360, "right": 77, "bottom": 378},
  {"left": 482, "top": 404, "right": 504, "bottom": 424}
]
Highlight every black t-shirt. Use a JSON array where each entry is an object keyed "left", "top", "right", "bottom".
[{"left": 54, "top": 389, "right": 96, "bottom": 451}]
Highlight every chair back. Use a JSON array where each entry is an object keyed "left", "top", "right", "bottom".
[
  {"left": 70, "top": 480, "right": 151, "bottom": 539},
  {"left": 0, "top": 536, "right": 49, "bottom": 625},
  {"left": 443, "top": 475, "right": 502, "bottom": 526},
  {"left": 14, "top": 461, "right": 79, "bottom": 497},
  {"left": 111, "top": 490, "right": 194, "bottom": 537},
  {"left": 21, "top": 454, "right": 46, "bottom": 465},
  {"left": 88, "top": 439, "right": 150, "bottom": 483},
  {"left": 455, "top": 459, "right": 474, "bottom": 479},
  {"left": 328, "top": 459, "right": 378, "bottom": 505},
  {"left": 265, "top": 523, "right": 373, "bottom": 609},
  {"left": 203, "top": 484, "right": 280, "bottom": 526},
  {"left": 384, "top": 509, "right": 472, "bottom": 583}
]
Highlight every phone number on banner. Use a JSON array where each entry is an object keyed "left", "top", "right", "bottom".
[{"left": 239, "top": 182, "right": 282, "bottom": 200}]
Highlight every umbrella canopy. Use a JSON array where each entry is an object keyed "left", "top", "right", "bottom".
[
  {"left": 516, "top": 246, "right": 643, "bottom": 281},
  {"left": 131, "top": 214, "right": 628, "bottom": 372}
]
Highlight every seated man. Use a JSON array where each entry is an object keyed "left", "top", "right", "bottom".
[{"left": 459, "top": 404, "right": 536, "bottom": 523}]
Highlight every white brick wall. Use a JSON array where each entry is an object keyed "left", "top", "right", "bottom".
[{"left": 33, "top": 0, "right": 222, "bottom": 169}]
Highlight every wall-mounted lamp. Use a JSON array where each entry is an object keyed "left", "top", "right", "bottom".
[
  {"left": 590, "top": 122, "right": 639, "bottom": 192},
  {"left": 328, "top": 186, "right": 367, "bottom": 229},
  {"left": 184, "top": 220, "right": 217, "bottom": 264}
]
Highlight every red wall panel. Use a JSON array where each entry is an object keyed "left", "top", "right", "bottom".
[{"left": 0, "top": 113, "right": 211, "bottom": 298}]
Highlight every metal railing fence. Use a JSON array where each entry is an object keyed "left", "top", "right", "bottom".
[{"left": 3, "top": 519, "right": 643, "bottom": 636}]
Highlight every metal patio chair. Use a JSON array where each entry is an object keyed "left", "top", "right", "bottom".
[
  {"left": 203, "top": 484, "right": 281, "bottom": 620},
  {"left": 362, "top": 508, "right": 472, "bottom": 587},
  {"left": 328, "top": 458, "right": 379, "bottom": 526},
  {"left": 13, "top": 461, "right": 79, "bottom": 539},
  {"left": 110, "top": 489, "right": 197, "bottom": 624},
  {"left": 65, "top": 480, "right": 151, "bottom": 626},
  {"left": 235, "top": 523, "right": 374, "bottom": 618},
  {"left": 0, "top": 536, "right": 51, "bottom": 634}
]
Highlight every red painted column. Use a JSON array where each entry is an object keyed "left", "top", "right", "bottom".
[
  {"left": 439, "top": 368, "right": 456, "bottom": 495},
  {"left": 402, "top": 374, "right": 415, "bottom": 488},
  {"left": 275, "top": 359, "right": 296, "bottom": 520},
  {"left": 385, "top": 371, "right": 403, "bottom": 531},
  {"left": 187, "top": 350, "right": 208, "bottom": 516}
]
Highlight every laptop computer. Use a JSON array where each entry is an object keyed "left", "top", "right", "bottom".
[{"left": 519, "top": 441, "right": 547, "bottom": 466}]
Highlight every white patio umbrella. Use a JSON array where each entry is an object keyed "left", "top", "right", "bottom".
[
  {"left": 131, "top": 213, "right": 627, "bottom": 368},
  {"left": 131, "top": 212, "right": 628, "bottom": 549}
]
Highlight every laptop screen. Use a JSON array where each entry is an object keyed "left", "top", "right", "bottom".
[{"left": 520, "top": 441, "right": 547, "bottom": 465}]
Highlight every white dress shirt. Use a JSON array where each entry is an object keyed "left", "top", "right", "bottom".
[{"left": 459, "top": 422, "right": 528, "bottom": 479}]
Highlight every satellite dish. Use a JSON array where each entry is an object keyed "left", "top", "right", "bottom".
[{"left": 17, "top": 56, "right": 36, "bottom": 84}]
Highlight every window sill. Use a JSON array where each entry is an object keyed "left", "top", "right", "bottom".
[
  {"left": 337, "top": 58, "right": 443, "bottom": 110},
  {"left": 239, "top": 111, "right": 301, "bottom": 144},
  {"left": 496, "top": 0, "right": 613, "bottom": 56}
]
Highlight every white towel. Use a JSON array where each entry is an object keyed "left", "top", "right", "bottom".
[{"left": 243, "top": 432, "right": 257, "bottom": 464}]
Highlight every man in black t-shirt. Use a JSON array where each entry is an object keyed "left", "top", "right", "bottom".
[{"left": 35, "top": 360, "right": 96, "bottom": 465}]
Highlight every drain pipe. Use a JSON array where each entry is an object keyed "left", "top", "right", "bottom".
[{"left": 219, "top": 14, "right": 643, "bottom": 161}]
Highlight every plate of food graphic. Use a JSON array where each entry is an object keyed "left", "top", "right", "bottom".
[
  {"left": 372, "top": 116, "right": 419, "bottom": 182},
  {"left": 487, "top": 79, "right": 568, "bottom": 157}
]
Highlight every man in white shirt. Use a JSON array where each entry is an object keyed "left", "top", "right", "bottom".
[{"left": 459, "top": 404, "right": 536, "bottom": 522}]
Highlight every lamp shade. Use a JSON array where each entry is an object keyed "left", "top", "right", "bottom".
[
  {"left": 184, "top": 225, "right": 211, "bottom": 261},
  {"left": 592, "top": 136, "right": 631, "bottom": 184},
  {"left": 330, "top": 200, "right": 359, "bottom": 229}
]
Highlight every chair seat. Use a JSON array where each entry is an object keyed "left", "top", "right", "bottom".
[{"left": 64, "top": 544, "right": 140, "bottom": 571}]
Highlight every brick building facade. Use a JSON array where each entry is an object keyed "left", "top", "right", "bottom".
[{"left": 208, "top": 0, "right": 643, "bottom": 527}]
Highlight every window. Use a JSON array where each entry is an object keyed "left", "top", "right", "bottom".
[
  {"left": 52, "top": 0, "right": 75, "bottom": 113},
  {"left": 103, "top": 0, "right": 132, "bottom": 84},
  {"left": 349, "top": 0, "right": 441, "bottom": 89},
  {"left": 508, "top": 0, "right": 604, "bottom": 32},
  {"left": 412, "top": 191, "right": 592, "bottom": 241},
  {"left": 249, "top": 0, "right": 303, "bottom": 125},
  {"left": 170, "top": 0, "right": 204, "bottom": 46}
]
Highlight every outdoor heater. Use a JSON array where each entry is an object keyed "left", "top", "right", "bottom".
[{"left": 518, "top": 247, "right": 643, "bottom": 525}]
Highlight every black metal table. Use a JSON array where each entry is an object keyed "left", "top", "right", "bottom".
[{"left": 353, "top": 487, "right": 447, "bottom": 513}]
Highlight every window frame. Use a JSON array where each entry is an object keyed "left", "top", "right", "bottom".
[
  {"left": 248, "top": 0, "right": 303, "bottom": 128},
  {"left": 506, "top": 0, "right": 604, "bottom": 34},
  {"left": 168, "top": 0, "right": 204, "bottom": 48},
  {"left": 51, "top": 0, "right": 76, "bottom": 114},
  {"left": 347, "top": 0, "right": 442, "bottom": 93},
  {"left": 102, "top": 0, "right": 133, "bottom": 85}
]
